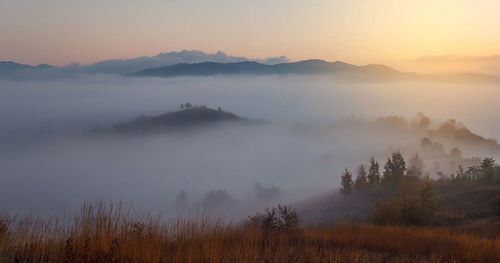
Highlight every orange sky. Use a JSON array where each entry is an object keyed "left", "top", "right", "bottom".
[{"left": 1, "top": 0, "right": 499, "bottom": 73}]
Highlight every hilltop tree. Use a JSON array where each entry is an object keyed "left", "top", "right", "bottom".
[
  {"left": 382, "top": 151, "right": 406, "bottom": 185},
  {"left": 185, "top": 102, "right": 192, "bottom": 109},
  {"left": 180, "top": 103, "right": 184, "bottom": 109},
  {"left": 407, "top": 153, "right": 424, "bottom": 178},
  {"left": 340, "top": 169, "right": 353, "bottom": 194},
  {"left": 354, "top": 165, "right": 368, "bottom": 189},
  {"left": 368, "top": 157, "right": 380, "bottom": 185}
]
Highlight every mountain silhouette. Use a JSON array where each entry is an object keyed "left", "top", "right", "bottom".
[
  {"left": 128, "top": 59, "right": 500, "bottom": 82},
  {"left": 0, "top": 61, "right": 56, "bottom": 80},
  {"left": 74, "top": 50, "right": 289, "bottom": 75},
  {"left": 127, "top": 60, "right": 419, "bottom": 81},
  {"left": 2, "top": 54, "right": 500, "bottom": 83}
]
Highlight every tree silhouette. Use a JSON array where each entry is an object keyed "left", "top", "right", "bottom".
[
  {"left": 407, "top": 153, "right": 424, "bottom": 178},
  {"left": 340, "top": 168, "right": 353, "bottom": 194},
  {"left": 368, "top": 157, "right": 380, "bottom": 185},
  {"left": 354, "top": 165, "right": 368, "bottom": 189},
  {"left": 480, "top": 157, "right": 496, "bottom": 182},
  {"left": 382, "top": 151, "right": 406, "bottom": 185}
]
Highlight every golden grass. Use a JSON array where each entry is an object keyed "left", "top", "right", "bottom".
[{"left": 0, "top": 201, "right": 498, "bottom": 263}]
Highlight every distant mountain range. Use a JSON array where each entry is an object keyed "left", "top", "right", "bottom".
[
  {"left": 72, "top": 50, "right": 289, "bottom": 75},
  {"left": 1, "top": 50, "right": 500, "bottom": 83},
  {"left": 129, "top": 59, "right": 413, "bottom": 80},
  {"left": 129, "top": 60, "right": 500, "bottom": 83},
  {"left": 0, "top": 61, "right": 57, "bottom": 80},
  {"left": 0, "top": 50, "right": 289, "bottom": 80}
]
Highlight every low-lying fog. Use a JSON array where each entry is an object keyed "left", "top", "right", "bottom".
[{"left": 1, "top": 75, "right": 499, "bottom": 217}]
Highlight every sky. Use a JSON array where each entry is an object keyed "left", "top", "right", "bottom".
[{"left": 1, "top": 0, "right": 500, "bottom": 72}]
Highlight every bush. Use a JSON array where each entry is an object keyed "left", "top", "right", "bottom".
[
  {"left": 373, "top": 180, "right": 437, "bottom": 226},
  {"left": 247, "top": 204, "right": 299, "bottom": 233}
]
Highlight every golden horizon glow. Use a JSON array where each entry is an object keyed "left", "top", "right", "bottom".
[{"left": 1, "top": 0, "right": 499, "bottom": 73}]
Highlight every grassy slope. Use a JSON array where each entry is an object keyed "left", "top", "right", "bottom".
[{"left": 298, "top": 182, "right": 500, "bottom": 231}]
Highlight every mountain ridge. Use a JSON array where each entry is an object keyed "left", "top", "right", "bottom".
[
  {"left": 128, "top": 60, "right": 500, "bottom": 82},
  {"left": 2, "top": 53, "right": 500, "bottom": 83}
]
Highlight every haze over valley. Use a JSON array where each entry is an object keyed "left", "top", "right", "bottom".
[{"left": 1, "top": 73, "right": 499, "bottom": 218}]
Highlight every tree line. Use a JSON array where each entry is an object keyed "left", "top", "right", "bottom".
[{"left": 339, "top": 152, "right": 500, "bottom": 226}]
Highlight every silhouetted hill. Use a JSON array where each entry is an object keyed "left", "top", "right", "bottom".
[
  {"left": 105, "top": 107, "right": 265, "bottom": 134},
  {"left": 129, "top": 59, "right": 500, "bottom": 82},
  {"left": 129, "top": 60, "right": 410, "bottom": 79}
]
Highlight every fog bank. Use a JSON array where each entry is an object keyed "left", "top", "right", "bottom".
[{"left": 0, "top": 75, "right": 499, "bottom": 217}]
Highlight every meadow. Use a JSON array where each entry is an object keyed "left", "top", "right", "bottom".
[{"left": 1, "top": 201, "right": 498, "bottom": 263}]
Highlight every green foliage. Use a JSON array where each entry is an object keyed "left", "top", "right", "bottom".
[
  {"left": 373, "top": 180, "right": 437, "bottom": 226},
  {"left": 340, "top": 168, "right": 353, "bottom": 194}
]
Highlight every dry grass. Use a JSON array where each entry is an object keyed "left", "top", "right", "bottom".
[{"left": 0, "top": 201, "right": 499, "bottom": 263}]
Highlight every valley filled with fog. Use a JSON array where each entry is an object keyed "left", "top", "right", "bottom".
[{"left": 1, "top": 75, "right": 499, "bottom": 217}]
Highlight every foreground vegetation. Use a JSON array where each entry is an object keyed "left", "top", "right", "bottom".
[
  {"left": 0, "top": 202, "right": 499, "bottom": 263},
  {"left": 3, "top": 151, "right": 499, "bottom": 262}
]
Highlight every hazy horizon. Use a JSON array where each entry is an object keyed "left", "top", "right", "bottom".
[{"left": 2, "top": 1, "right": 500, "bottom": 75}]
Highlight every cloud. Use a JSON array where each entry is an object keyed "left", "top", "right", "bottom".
[{"left": 414, "top": 55, "right": 500, "bottom": 63}]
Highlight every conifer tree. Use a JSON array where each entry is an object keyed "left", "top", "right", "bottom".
[
  {"left": 354, "top": 165, "right": 368, "bottom": 189},
  {"left": 340, "top": 168, "right": 353, "bottom": 194},
  {"left": 368, "top": 157, "right": 380, "bottom": 185},
  {"left": 382, "top": 151, "right": 406, "bottom": 185}
]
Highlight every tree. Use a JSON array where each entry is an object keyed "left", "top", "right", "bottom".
[
  {"left": 354, "top": 165, "right": 368, "bottom": 189},
  {"left": 340, "top": 169, "right": 353, "bottom": 194},
  {"left": 452, "top": 165, "right": 466, "bottom": 182},
  {"left": 382, "top": 151, "right": 406, "bottom": 185},
  {"left": 407, "top": 153, "right": 424, "bottom": 178},
  {"left": 368, "top": 157, "right": 380, "bottom": 185},
  {"left": 180, "top": 103, "right": 184, "bottom": 109},
  {"left": 480, "top": 157, "right": 496, "bottom": 182},
  {"left": 185, "top": 102, "right": 192, "bottom": 109}
]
